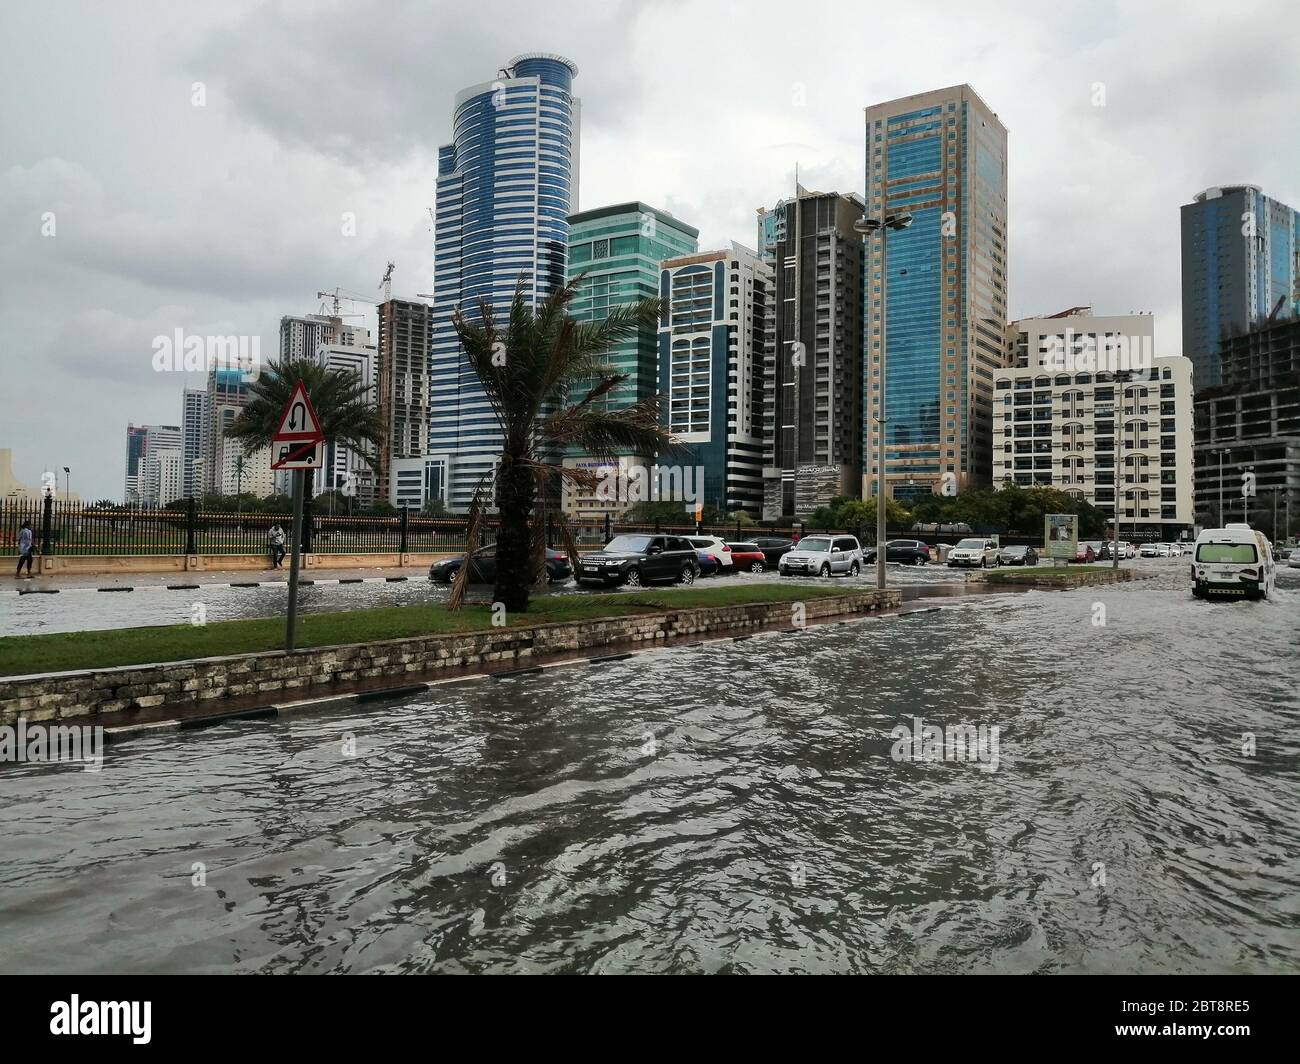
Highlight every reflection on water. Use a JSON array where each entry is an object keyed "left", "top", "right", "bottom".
[{"left": 0, "top": 568, "right": 1297, "bottom": 973}]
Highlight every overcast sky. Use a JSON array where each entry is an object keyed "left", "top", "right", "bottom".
[{"left": 2, "top": 0, "right": 1296, "bottom": 501}]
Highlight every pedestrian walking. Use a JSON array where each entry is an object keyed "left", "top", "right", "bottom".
[
  {"left": 268, "top": 524, "right": 287, "bottom": 568},
  {"left": 14, "top": 520, "right": 35, "bottom": 579}
]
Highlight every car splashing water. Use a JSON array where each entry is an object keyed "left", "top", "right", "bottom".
[{"left": 0, "top": 566, "right": 1297, "bottom": 973}]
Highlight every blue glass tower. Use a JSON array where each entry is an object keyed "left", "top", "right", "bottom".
[
  {"left": 863, "top": 85, "right": 1008, "bottom": 500},
  {"left": 1180, "top": 185, "right": 1300, "bottom": 389},
  {"left": 430, "top": 54, "right": 580, "bottom": 510}
]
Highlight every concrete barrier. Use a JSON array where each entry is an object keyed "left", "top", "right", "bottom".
[{"left": 0, "top": 588, "right": 901, "bottom": 726}]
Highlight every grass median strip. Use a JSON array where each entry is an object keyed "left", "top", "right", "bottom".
[{"left": 0, "top": 584, "right": 857, "bottom": 677}]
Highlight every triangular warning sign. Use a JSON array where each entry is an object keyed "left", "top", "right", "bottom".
[{"left": 272, "top": 381, "right": 324, "bottom": 443}]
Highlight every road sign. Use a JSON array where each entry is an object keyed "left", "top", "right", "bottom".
[
  {"left": 272, "top": 381, "right": 324, "bottom": 445},
  {"left": 271, "top": 439, "right": 324, "bottom": 470}
]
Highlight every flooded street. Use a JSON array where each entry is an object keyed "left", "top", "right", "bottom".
[{"left": 0, "top": 565, "right": 1297, "bottom": 973}]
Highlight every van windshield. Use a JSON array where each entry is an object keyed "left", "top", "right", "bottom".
[{"left": 1196, "top": 543, "right": 1257, "bottom": 564}]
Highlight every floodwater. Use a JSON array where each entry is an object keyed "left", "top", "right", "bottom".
[{"left": 0, "top": 564, "right": 1297, "bottom": 973}]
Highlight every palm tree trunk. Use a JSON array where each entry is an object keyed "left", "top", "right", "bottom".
[{"left": 493, "top": 457, "right": 535, "bottom": 613}]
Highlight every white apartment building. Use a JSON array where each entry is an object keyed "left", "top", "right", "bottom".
[
  {"left": 140, "top": 449, "right": 183, "bottom": 507},
  {"left": 995, "top": 309, "right": 1195, "bottom": 537},
  {"left": 218, "top": 439, "right": 275, "bottom": 498},
  {"left": 658, "top": 243, "right": 772, "bottom": 514}
]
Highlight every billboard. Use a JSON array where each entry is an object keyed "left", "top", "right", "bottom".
[{"left": 1044, "top": 513, "right": 1078, "bottom": 559}]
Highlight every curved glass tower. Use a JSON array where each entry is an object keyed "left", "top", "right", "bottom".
[{"left": 430, "top": 53, "right": 580, "bottom": 511}]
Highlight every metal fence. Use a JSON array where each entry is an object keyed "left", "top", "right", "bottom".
[{"left": 0, "top": 498, "right": 887, "bottom": 558}]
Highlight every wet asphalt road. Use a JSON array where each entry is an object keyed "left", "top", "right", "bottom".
[{"left": 3, "top": 557, "right": 1298, "bottom": 636}]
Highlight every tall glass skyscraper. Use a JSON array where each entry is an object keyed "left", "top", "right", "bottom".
[
  {"left": 863, "top": 85, "right": 1008, "bottom": 500},
  {"left": 430, "top": 53, "right": 580, "bottom": 511},
  {"left": 561, "top": 202, "right": 698, "bottom": 518},
  {"left": 1180, "top": 184, "right": 1299, "bottom": 389}
]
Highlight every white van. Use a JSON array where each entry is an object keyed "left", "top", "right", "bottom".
[{"left": 1191, "top": 526, "right": 1276, "bottom": 600}]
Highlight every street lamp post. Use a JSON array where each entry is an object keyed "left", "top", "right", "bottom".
[
  {"left": 1215, "top": 448, "right": 1226, "bottom": 526},
  {"left": 853, "top": 211, "right": 913, "bottom": 591},
  {"left": 63, "top": 466, "right": 70, "bottom": 503}
]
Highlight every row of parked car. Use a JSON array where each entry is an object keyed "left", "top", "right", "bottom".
[{"left": 429, "top": 530, "right": 1205, "bottom": 589}]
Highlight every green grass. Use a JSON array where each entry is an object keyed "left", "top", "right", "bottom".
[
  {"left": 0, "top": 584, "right": 856, "bottom": 677},
  {"left": 978, "top": 564, "right": 1121, "bottom": 580}
]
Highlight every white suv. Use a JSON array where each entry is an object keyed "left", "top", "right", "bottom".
[
  {"left": 779, "top": 535, "right": 863, "bottom": 577},
  {"left": 687, "top": 535, "right": 733, "bottom": 569},
  {"left": 946, "top": 537, "right": 1000, "bottom": 569}
]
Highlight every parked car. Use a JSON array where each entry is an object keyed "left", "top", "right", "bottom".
[
  {"left": 1125, "top": 542, "right": 1139, "bottom": 558},
  {"left": 687, "top": 535, "right": 733, "bottom": 570},
  {"left": 1139, "top": 542, "right": 1160, "bottom": 558},
  {"left": 1288, "top": 549, "right": 1300, "bottom": 569},
  {"left": 696, "top": 550, "right": 721, "bottom": 576},
  {"left": 751, "top": 535, "right": 795, "bottom": 567},
  {"left": 430, "top": 544, "right": 572, "bottom": 584},
  {"left": 862, "top": 539, "right": 932, "bottom": 566},
  {"left": 725, "top": 542, "right": 767, "bottom": 573},
  {"left": 575, "top": 534, "right": 699, "bottom": 588},
  {"left": 1075, "top": 541, "right": 1099, "bottom": 563},
  {"left": 996, "top": 544, "right": 1039, "bottom": 566},
  {"left": 779, "top": 534, "right": 863, "bottom": 577},
  {"left": 1191, "top": 526, "right": 1276, "bottom": 600},
  {"left": 1156, "top": 542, "right": 1171, "bottom": 557},
  {"left": 947, "top": 537, "right": 1000, "bottom": 569}
]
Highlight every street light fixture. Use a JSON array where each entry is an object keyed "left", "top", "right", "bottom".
[{"left": 853, "top": 211, "right": 913, "bottom": 591}]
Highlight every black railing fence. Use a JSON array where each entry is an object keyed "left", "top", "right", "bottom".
[{"left": 3, "top": 497, "right": 1058, "bottom": 557}]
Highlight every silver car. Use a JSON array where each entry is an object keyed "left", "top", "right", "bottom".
[{"left": 779, "top": 534, "right": 863, "bottom": 577}]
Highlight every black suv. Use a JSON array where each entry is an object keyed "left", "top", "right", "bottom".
[
  {"left": 751, "top": 535, "right": 795, "bottom": 566},
  {"left": 576, "top": 534, "right": 699, "bottom": 588}
]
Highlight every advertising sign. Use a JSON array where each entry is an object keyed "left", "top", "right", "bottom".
[{"left": 1045, "top": 513, "right": 1078, "bottom": 560}]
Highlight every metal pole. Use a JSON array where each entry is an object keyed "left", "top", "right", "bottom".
[
  {"left": 876, "top": 228, "right": 888, "bottom": 591},
  {"left": 1218, "top": 450, "right": 1223, "bottom": 526},
  {"left": 1112, "top": 404, "right": 1121, "bottom": 568},
  {"left": 286, "top": 468, "right": 305, "bottom": 653}
]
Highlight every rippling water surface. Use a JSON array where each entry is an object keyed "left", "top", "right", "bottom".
[{"left": 1, "top": 565, "right": 1297, "bottom": 973}]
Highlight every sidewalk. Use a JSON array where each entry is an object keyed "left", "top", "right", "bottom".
[{"left": 6, "top": 563, "right": 428, "bottom": 594}]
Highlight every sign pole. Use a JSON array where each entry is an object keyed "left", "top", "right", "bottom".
[{"left": 286, "top": 467, "right": 305, "bottom": 652}]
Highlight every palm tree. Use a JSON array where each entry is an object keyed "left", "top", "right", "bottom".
[
  {"left": 224, "top": 358, "right": 384, "bottom": 506},
  {"left": 452, "top": 277, "right": 672, "bottom": 613},
  {"left": 233, "top": 454, "right": 247, "bottom": 520}
]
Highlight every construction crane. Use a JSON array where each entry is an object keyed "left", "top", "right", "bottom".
[
  {"left": 315, "top": 288, "right": 369, "bottom": 318},
  {"left": 379, "top": 262, "right": 396, "bottom": 302}
]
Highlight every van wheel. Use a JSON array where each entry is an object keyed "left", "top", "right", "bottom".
[
  {"left": 624, "top": 568, "right": 643, "bottom": 587},
  {"left": 849, "top": 561, "right": 860, "bottom": 576},
  {"left": 678, "top": 565, "right": 696, "bottom": 585},
  {"left": 819, "top": 563, "right": 831, "bottom": 578}
]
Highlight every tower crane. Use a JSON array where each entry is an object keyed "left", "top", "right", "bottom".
[{"left": 379, "top": 262, "right": 396, "bottom": 302}]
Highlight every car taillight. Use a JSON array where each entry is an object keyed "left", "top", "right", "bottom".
[
  {"left": 553, "top": 554, "right": 567, "bottom": 562},
  {"left": 722, "top": 545, "right": 731, "bottom": 552}
]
